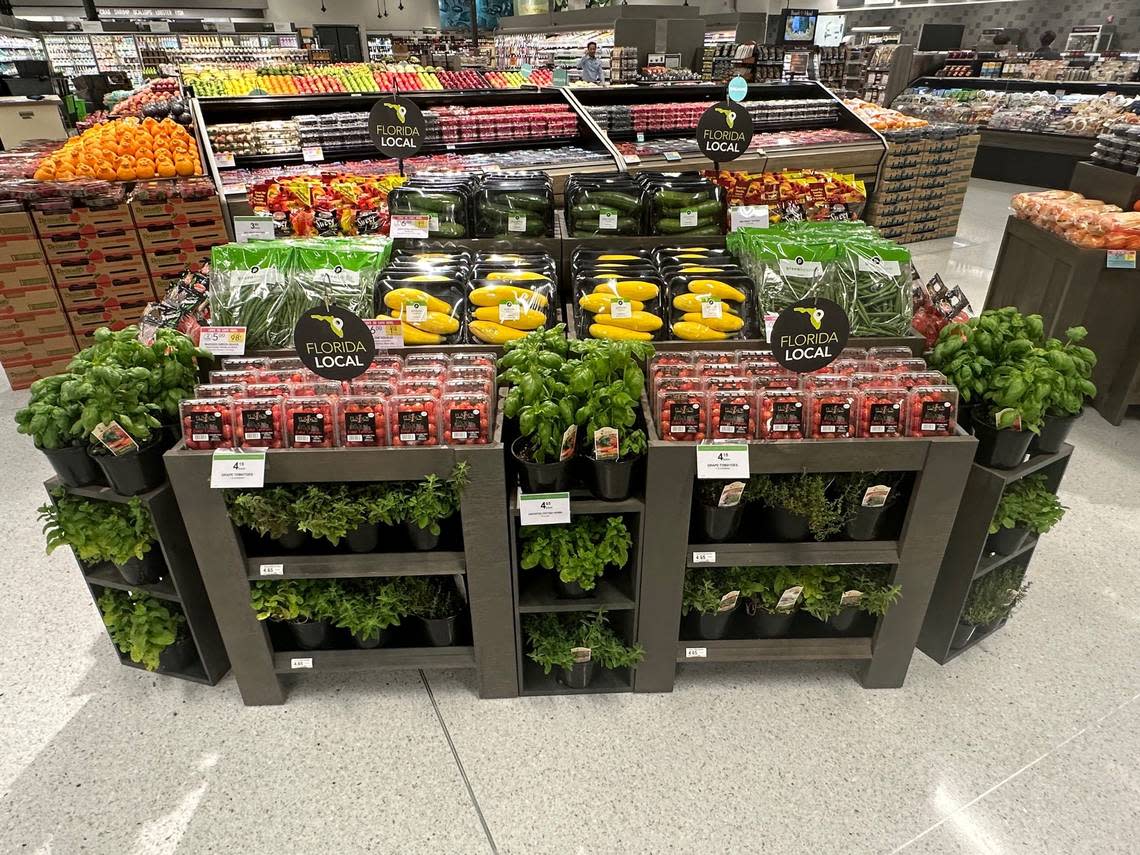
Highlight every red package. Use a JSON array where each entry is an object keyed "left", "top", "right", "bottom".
[
  {"left": 709, "top": 389, "right": 756, "bottom": 439},
  {"left": 656, "top": 390, "right": 706, "bottom": 441},
  {"left": 809, "top": 390, "right": 857, "bottom": 439},
  {"left": 390, "top": 394, "right": 439, "bottom": 446},
  {"left": 337, "top": 396, "right": 388, "bottom": 447},
  {"left": 284, "top": 396, "right": 336, "bottom": 448},
  {"left": 232, "top": 397, "right": 285, "bottom": 448},
  {"left": 907, "top": 386, "right": 959, "bottom": 437},
  {"left": 758, "top": 388, "right": 807, "bottom": 440},
  {"left": 180, "top": 398, "right": 233, "bottom": 450},
  {"left": 858, "top": 387, "right": 906, "bottom": 439},
  {"left": 442, "top": 390, "right": 492, "bottom": 445}
]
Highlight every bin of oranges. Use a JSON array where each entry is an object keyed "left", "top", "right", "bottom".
[{"left": 33, "top": 117, "right": 203, "bottom": 182}]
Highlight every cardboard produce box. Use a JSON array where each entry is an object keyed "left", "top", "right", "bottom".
[
  {"left": 32, "top": 204, "right": 133, "bottom": 237},
  {"left": 138, "top": 221, "right": 228, "bottom": 253},
  {"left": 129, "top": 196, "right": 224, "bottom": 227},
  {"left": 41, "top": 229, "right": 143, "bottom": 262},
  {"left": 0, "top": 284, "right": 64, "bottom": 315},
  {"left": 0, "top": 308, "right": 73, "bottom": 342},
  {"left": 0, "top": 331, "right": 76, "bottom": 362},
  {"left": 2, "top": 351, "right": 76, "bottom": 389},
  {"left": 145, "top": 239, "right": 214, "bottom": 280},
  {"left": 58, "top": 276, "right": 155, "bottom": 311},
  {"left": 0, "top": 260, "right": 54, "bottom": 292},
  {"left": 51, "top": 251, "right": 149, "bottom": 287}
]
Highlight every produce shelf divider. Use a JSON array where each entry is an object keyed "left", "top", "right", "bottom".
[{"left": 634, "top": 397, "right": 977, "bottom": 692}]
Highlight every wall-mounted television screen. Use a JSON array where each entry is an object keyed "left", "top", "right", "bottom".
[
  {"left": 781, "top": 9, "right": 819, "bottom": 44},
  {"left": 918, "top": 23, "right": 965, "bottom": 51}
]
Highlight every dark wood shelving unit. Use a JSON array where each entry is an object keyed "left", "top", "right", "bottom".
[
  {"left": 46, "top": 478, "right": 229, "bottom": 686},
  {"left": 271, "top": 646, "right": 477, "bottom": 674},
  {"left": 918, "top": 444, "right": 1073, "bottom": 664},
  {"left": 243, "top": 550, "right": 466, "bottom": 580},
  {"left": 684, "top": 540, "right": 900, "bottom": 568},
  {"left": 676, "top": 637, "right": 873, "bottom": 663}
]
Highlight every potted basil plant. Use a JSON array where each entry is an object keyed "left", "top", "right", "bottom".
[
  {"left": 986, "top": 475, "right": 1066, "bottom": 555},
  {"left": 520, "top": 515, "right": 632, "bottom": 599},
  {"left": 14, "top": 373, "right": 103, "bottom": 487},
  {"left": 40, "top": 490, "right": 163, "bottom": 585},
  {"left": 1031, "top": 326, "right": 1097, "bottom": 454}
]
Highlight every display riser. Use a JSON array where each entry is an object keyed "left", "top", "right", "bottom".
[
  {"left": 164, "top": 410, "right": 517, "bottom": 706},
  {"left": 917, "top": 443, "right": 1072, "bottom": 665},
  {"left": 972, "top": 130, "right": 1092, "bottom": 190},
  {"left": 47, "top": 478, "right": 230, "bottom": 686},
  {"left": 635, "top": 396, "right": 977, "bottom": 692}
]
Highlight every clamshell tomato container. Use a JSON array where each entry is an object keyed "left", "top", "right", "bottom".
[
  {"left": 800, "top": 373, "right": 852, "bottom": 391},
  {"left": 442, "top": 391, "right": 492, "bottom": 445},
  {"left": 336, "top": 396, "right": 389, "bottom": 447},
  {"left": 907, "top": 386, "right": 959, "bottom": 437},
  {"left": 448, "top": 351, "right": 496, "bottom": 370},
  {"left": 656, "top": 389, "right": 707, "bottom": 441},
  {"left": 708, "top": 388, "right": 757, "bottom": 439},
  {"left": 180, "top": 398, "right": 234, "bottom": 450},
  {"left": 858, "top": 387, "right": 907, "bottom": 439},
  {"left": 209, "top": 369, "right": 255, "bottom": 385},
  {"left": 232, "top": 397, "right": 285, "bottom": 448},
  {"left": 390, "top": 394, "right": 440, "bottom": 447},
  {"left": 868, "top": 346, "right": 914, "bottom": 360},
  {"left": 284, "top": 396, "right": 336, "bottom": 448},
  {"left": 288, "top": 379, "right": 341, "bottom": 398},
  {"left": 757, "top": 387, "right": 807, "bottom": 440},
  {"left": 245, "top": 382, "right": 291, "bottom": 399},
  {"left": 398, "top": 370, "right": 447, "bottom": 399},
  {"left": 220, "top": 356, "right": 267, "bottom": 372},
  {"left": 194, "top": 383, "right": 244, "bottom": 399},
  {"left": 808, "top": 389, "right": 857, "bottom": 439}
]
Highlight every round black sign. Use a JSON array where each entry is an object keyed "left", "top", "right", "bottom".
[
  {"left": 368, "top": 96, "right": 426, "bottom": 159},
  {"left": 293, "top": 303, "right": 376, "bottom": 381},
  {"left": 695, "top": 100, "right": 754, "bottom": 162},
  {"left": 769, "top": 298, "right": 850, "bottom": 373}
]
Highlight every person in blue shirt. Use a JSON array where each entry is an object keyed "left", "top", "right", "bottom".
[{"left": 578, "top": 41, "right": 603, "bottom": 84}]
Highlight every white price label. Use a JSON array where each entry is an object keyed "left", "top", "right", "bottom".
[
  {"left": 507, "top": 215, "right": 527, "bottom": 233},
  {"left": 857, "top": 255, "right": 902, "bottom": 275},
  {"left": 364, "top": 318, "right": 403, "bottom": 349},
  {"left": 1107, "top": 249, "right": 1137, "bottom": 269},
  {"left": 259, "top": 564, "right": 284, "bottom": 576},
  {"left": 700, "top": 297, "right": 723, "bottom": 320},
  {"left": 233, "top": 215, "right": 274, "bottom": 243},
  {"left": 215, "top": 151, "right": 236, "bottom": 169},
  {"left": 636, "top": 131, "right": 645, "bottom": 143},
  {"left": 609, "top": 298, "right": 632, "bottom": 319},
  {"left": 498, "top": 300, "right": 521, "bottom": 322},
  {"left": 624, "top": 154, "right": 641, "bottom": 164},
  {"left": 685, "top": 647, "right": 707, "bottom": 658},
  {"left": 692, "top": 551, "right": 717, "bottom": 564},
  {"left": 664, "top": 151, "right": 683, "bottom": 162},
  {"left": 301, "top": 144, "right": 324, "bottom": 162},
  {"left": 199, "top": 326, "right": 247, "bottom": 356},
  {"left": 290, "top": 657, "right": 313, "bottom": 669},
  {"left": 680, "top": 209, "right": 699, "bottom": 228},
  {"left": 404, "top": 301, "right": 429, "bottom": 323},
  {"left": 209, "top": 450, "right": 266, "bottom": 488},
  {"left": 519, "top": 491, "right": 571, "bottom": 526},
  {"left": 599, "top": 212, "right": 618, "bottom": 230},
  {"left": 696, "top": 442, "right": 750, "bottom": 479},
  {"left": 778, "top": 258, "right": 823, "bottom": 278},
  {"left": 428, "top": 214, "right": 440, "bottom": 232},
  {"left": 390, "top": 215, "right": 431, "bottom": 239},
  {"left": 730, "top": 205, "right": 770, "bottom": 231}
]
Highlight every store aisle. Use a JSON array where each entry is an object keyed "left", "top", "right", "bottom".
[{"left": 2, "top": 178, "right": 1139, "bottom": 855}]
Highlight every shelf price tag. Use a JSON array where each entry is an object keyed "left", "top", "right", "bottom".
[
  {"left": 730, "top": 204, "right": 769, "bottom": 231},
  {"left": 1107, "top": 249, "right": 1136, "bottom": 269},
  {"left": 215, "top": 151, "right": 236, "bottom": 168},
  {"left": 664, "top": 151, "right": 683, "bottom": 162},
  {"left": 692, "top": 551, "right": 716, "bottom": 564},
  {"left": 290, "top": 657, "right": 313, "bottom": 669},
  {"left": 301, "top": 144, "right": 324, "bottom": 162},
  {"left": 210, "top": 449, "right": 266, "bottom": 489},
  {"left": 624, "top": 154, "right": 641, "bottom": 165},
  {"left": 259, "top": 564, "right": 284, "bottom": 576},
  {"left": 364, "top": 318, "right": 403, "bottom": 349},
  {"left": 390, "top": 215, "right": 431, "bottom": 239},
  {"left": 685, "top": 647, "right": 707, "bottom": 658},
  {"left": 696, "top": 442, "right": 749, "bottom": 479},
  {"left": 233, "top": 215, "right": 274, "bottom": 243},
  {"left": 199, "top": 326, "right": 247, "bottom": 355},
  {"left": 636, "top": 132, "right": 645, "bottom": 143},
  {"left": 519, "top": 490, "right": 571, "bottom": 526}
]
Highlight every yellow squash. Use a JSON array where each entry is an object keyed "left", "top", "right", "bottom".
[
  {"left": 578, "top": 293, "right": 645, "bottom": 313},
  {"left": 486, "top": 270, "right": 550, "bottom": 282},
  {"left": 672, "top": 293, "right": 736, "bottom": 314},
  {"left": 469, "top": 320, "right": 527, "bottom": 343},
  {"left": 402, "top": 273, "right": 454, "bottom": 283},
  {"left": 687, "top": 279, "right": 747, "bottom": 302},
  {"left": 596, "top": 254, "right": 642, "bottom": 261},
  {"left": 473, "top": 305, "right": 547, "bottom": 330},
  {"left": 592, "top": 310, "right": 663, "bottom": 332},
  {"left": 680, "top": 312, "right": 744, "bottom": 332},
  {"left": 589, "top": 323, "right": 653, "bottom": 341},
  {"left": 591, "top": 280, "right": 659, "bottom": 301},
  {"left": 468, "top": 285, "right": 549, "bottom": 308},
  {"left": 672, "top": 320, "right": 727, "bottom": 341},
  {"left": 399, "top": 323, "right": 443, "bottom": 345},
  {"left": 383, "top": 288, "right": 452, "bottom": 315},
  {"left": 388, "top": 310, "right": 459, "bottom": 335}
]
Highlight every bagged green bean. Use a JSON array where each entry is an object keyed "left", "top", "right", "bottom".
[
  {"left": 837, "top": 240, "right": 914, "bottom": 337},
  {"left": 209, "top": 240, "right": 297, "bottom": 349}
]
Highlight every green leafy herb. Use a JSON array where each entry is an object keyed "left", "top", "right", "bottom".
[
  {"left": 519, "top": 515, "right": 631, "bottom": 591},
  {"left": 523, "top": 611, "right": 643, "bottom": 674},
  {"left": 989, "top": 475, "right": 1066, "bottom": 535},
  {"left": 962, "top": 564, "right": 1030, "bottom": 626},
  {"left": 39, "top": 490, "right": 156, "bottom": 566},
  {"left": 404, "top": 576, "right": 464, "bottom": 620},
  {"left": 98, "top": 589, "right": 186, "bottom": 671}
]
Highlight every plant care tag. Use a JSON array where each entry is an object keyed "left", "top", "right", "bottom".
[
  {"left": 777, "top": 585, "right": 803, "bottom": 611},
  {"left": 719, "top": 481, "right": 745, "bottom": 507},
  {"left": 718, "top": 590, "right": 740, "bottom": 613},
  {"left": 199, "top": 326, "right": 247, "bottom": 356},
  {"left": 559, "top": 424, "right": 577, "bottom": 461},
  {"left": 210, "top": 449, "right": 267, "bottom": 489},
  {"left": 364, "top": 318, "right": 403, "bottom": 349},
  {"left": 862, "top": 485, "right": 890, "bottom": 507},
  {"left": 518, "top": 490, "right": 571, "bottom": 526},
  {"left": 389, "top": 214, "right": 430, "bottom": 239},
  {"left": 259, "top": 564, "right": 284, "bottom": 576},
  {"left": 841, "top": 589, "right": 863, "bottom": 607},
  {"left": 696, "top": 442, "right": 749, "bottom": 479},
  {"left": 700, "top": 296, "right": 723, "bottom": 320},
  {"left": 680, "top": 209, "right": 699, "bottom": 228},
  {"left": 599, "top": 212, "right": 618, "bottom": 230},
  {"left": 92, "top": 420, "right": 139, "bottom": 456},
  {"left": 692, "top": 551, "right": 716, "bottom": 563},
  {"left": 404, "top": 300, "right": 429, "bottom": 324},
  {"left": 571, "top": 646, "right": 592, "bottom": 663},
  {"left": 508, "top": 215, "right": 527, "bottom": 233},
  {"left": 498, "top": 300, "right": 521, "bottom": 322},
  {"left": 290, "top": 657, "right": 313, "bottom": 669},
  {"left": 609, "top": 298, "right": 632, "bottom": 319},
  {"left": 685, "top": 647, "right": 707, "bottom": 658},
  {"left": 301, "top": 144, "right": 324, "bottom": 162},
  {"left": 593, "top": 427, "right": 619, "bottom": 460},
  {"left": 1107, "top": 249, "right": 1137, "bottom": 269}
]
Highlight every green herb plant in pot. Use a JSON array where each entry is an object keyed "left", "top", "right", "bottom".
[
  {"left": 405, "top": 575, "right": 466, "bottom": 646},
  {"left": 746, "top": 474, "right": 846, "bottom": 542},
  {"left": 695, "top": 479, "right": 747, "bottom": 542},
  {"left": 358, "top": 481, "right": 407, "bottom": 548},
  {"left": 986, "top": 475, "right": 1066, "bottom": 556},
  {"left": 801, "top": 565, "right": 901, "bottom": 636},
  {"left": 250, "top": 579, "right": 337, "bottom": 650},
  {"left": 402, "top": 463, "right": 469, "bottom": 550},
  {"left": 1031, "top": 325, "right": 1096, "bottom": 454},
  {"left": 735, "top": 565, "right": 800, "bottom": 638},
  {"left": 39, "top": 491, "right": 163, "bottom": 585},
  {"left": 15, "top": 372, "right": 102, "bottom": 487},
  {"left": 520, "top": 515, "right": 632, "bottom": 599},
  {"left": 681, "top": 567, "right": 740, "bottom": 640},
  {"left": 226, "top": 486, "right": 306, "bottom": 550},
  {"left": 523, "top": 611, "right": 643, "bottom": 689},
  {"left": 955, "top": 564, "right": 1030, "bottom": 649},
  {"left": 329, "top": 579, "right": 407, "bottom": 648},
  {"left": 838, "top": 471, "right": 906, "bottom": 541},
  {"left": 295, "top": 484, "right": 368, "bottom": 551},
  {"left": 98, "top": 589, "right": 194, "bottom": 672}
]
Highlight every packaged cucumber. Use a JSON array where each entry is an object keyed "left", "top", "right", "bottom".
[
  {"left": 667, "top": 272, "right": 756, "bottom": 341},
  {"left": 636, "top": 172, "right": 725, "bottom": 236},
  {"left": 474, "top": 176, "right": 555, "bottom": 238},
  {"left": 388, "top": 177, "right": 476, "bottom": 239},
  {"left": 565, "top": 173, "right": 647, "bottom": 237}
]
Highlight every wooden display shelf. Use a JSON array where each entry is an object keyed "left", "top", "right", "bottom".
[
  {"left": 243, "top": 551, "right": 466, "bottom": 580},
  {"left": 521, "top": 659, "right": 632, "bottom": 696},
  {"left": 518, "top": 574, "right": 636, "bottom": 613},
  {"left": 676, "top": 637, "right": 872, "bottom": 662},
  {"left": 684, "top": 540, "right": 900, "bottom": 568},
  {"left": 973, "top": 536, "right": 1038, "bottom": 580},
  {"left": 85, "top": 563, "right": 180, "bottom": 601},
  {"left": 272, "top": 646, "right": 476, "bottom": 674}
]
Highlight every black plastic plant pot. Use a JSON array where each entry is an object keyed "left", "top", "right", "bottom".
[
  {"left": 41, "top": 444, "right": 103, "bottom": 487},
  {"left": 352, "top": 627, "right": 392, "bottom": 649},
  {"left": 157, "top": 636, "right": 196, "bottom": 673},
  {"left": 287, "top": 619, "right": 329, "bottom": 650},
  {"left": 512, "top": 436, "right": 572, "bottom": 494},
  {"left": 697, "top": 502, "right": 744, "bottom": 542},
  {"left": 418, "top": 614, "right": 461, "bottom": 647},
  {"left": 94, "top": 439, "right": 167, "bottom": 496},
  {"left": 554, "top": 577, "right": 595, "bottom": 599},
  {"left": 158, "top": 421, "right": 180, "bottom": 452},
  {"left": 405, "top": 521, "right": 440, "bottom": 551},
  {"left": 556, "top": 660, "right": 596, "bottom": 689},
  {"left": 978, "top": 618, "right": 1006, "bottom": 637},
  {"left": 115, "top": 549, "right": 165, "bottom": 586},
  {"left": 581, "top": 453, "right": 640, "bottom": 501},
  {"left": 986, "top": 526, "right": 1029, "bottom": 556},
  {"left": 346, "top": 522, "right": 380, "bottom": 554},
  {"left": 827, "top": 606, "right": 864, "bottom": 636},
  {"left": 1029, "top": 411, "right": 1079, "bottom": 455},
  {"left": 766, "top": 506, "right": 810, "bottom": 542},
  {"left": 845, "top": 498, "right": 897, "bottom": 541},
  {"left": 950, "top": 622, "right": 976, "bottom": 650},
  {"left": 274, "top": 531, "right": 307, "bottom": 550},
  {"left": 684, "top": 608, "right": 736, "bottom": 640},
  {"left": 971, "top": 412, "right": 1033, "bottom": 470},
  {"left": 746, "top": 606, "right": 795, "bottom": 639}
]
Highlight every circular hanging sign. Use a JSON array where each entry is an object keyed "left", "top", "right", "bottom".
[
  {"left": 769, "top": 297, "right": 850, "bottom": 373},
  {"left": 695, "top": 100, "right": 754, "bottom": 162},
  {"left": 368, "top": 95, "right": 426, "bottom": 159},
  {"left": 293, "top": 302, "right": 376, "bottom": 381},
  {"left": 727, "top": 75, "right": 748, "bottom": 102}
]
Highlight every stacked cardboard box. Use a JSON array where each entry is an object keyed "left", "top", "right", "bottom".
[
  {"left": 0, "top": 208, "right": 78, "bottom": 389},
  {"left": 130, "top": 192, "right": 226, "bottom": 284}
]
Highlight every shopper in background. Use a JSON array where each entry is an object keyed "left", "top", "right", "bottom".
[
  {"left": 991, "top": 32, "right": 1017, "bottom": 58},
  {"left": 578, "top": 41, "right": 603, "bottom": 84},
  {"left": 1033, "top": 30, "right": 1063, "bottom": 59}
]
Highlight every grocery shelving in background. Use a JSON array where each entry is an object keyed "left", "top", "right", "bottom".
[{"left": 493, "top": 29, "right": 614, "bottom": 83}]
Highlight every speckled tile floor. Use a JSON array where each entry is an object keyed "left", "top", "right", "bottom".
[{"left": 2, "top": 178, "right": 1139, "bottom": 855}]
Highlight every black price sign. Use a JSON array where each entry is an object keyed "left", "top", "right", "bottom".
[
  {"left": 695, "top": 100, "right": 753, "bottom": 162},
  {"left": 769, "top": 298, "right": 850, "bottom": 373},
  {"left": 368, "top": 96, "right": 426, "bottom": 159},
  {"left": 293, "top": 303, "right": 376, "bottom": 381}
]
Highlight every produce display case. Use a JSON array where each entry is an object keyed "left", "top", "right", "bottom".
[{"left": 0, "top": 31, "right": 46, "bottom": 77}]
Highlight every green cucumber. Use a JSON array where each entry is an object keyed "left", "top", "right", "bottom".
[
  {"left": 660, "top": 198, "right": 723, "bottom": 217},
  {"left": 401, "top": 192, "right": 461, "bottom": 213},
  {"left": 655, "top": 189, "right": 709, "bottom": 208},
  {"left": 429, "top": 222, "right": 466, "bottom": 238},
  {"left": 494, "top": 192, "right": 551, "bottom": 213},
  {"left": 578, "top": 191, "right": 641, "bottom": 213},
  {"left": 656, "top": 216, "right": 718, "bottom": 234}
]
